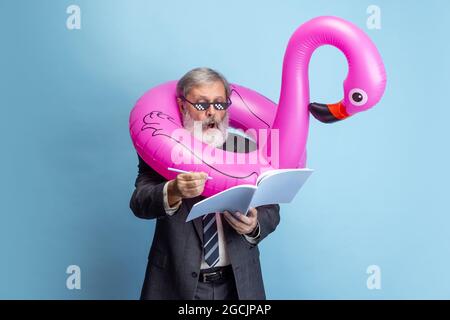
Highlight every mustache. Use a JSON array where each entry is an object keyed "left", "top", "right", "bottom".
[
  {"left": 202, "top": 117, "right": 219, "bottom": 128},
  {"left": 182, "top": 109, "right": 229, "bottom": 132}
]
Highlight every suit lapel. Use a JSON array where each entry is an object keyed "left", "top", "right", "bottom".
[
  {"left": 184, "top": 198, "right": 203, "bottom": 245},
  {"left": 192, "top": 218, "right": 203, "bottom": 245}
]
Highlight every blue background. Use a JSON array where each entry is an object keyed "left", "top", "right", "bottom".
[{"left": 1, "top": 0, "right": 449, "bottom": 299}]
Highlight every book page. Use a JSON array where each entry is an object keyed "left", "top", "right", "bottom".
[
  {"left": 186, "top": 184, "right": 257, "bottom": 222},
  {"left": 250, "top": 168, "right": 313, "bottom": 208}
]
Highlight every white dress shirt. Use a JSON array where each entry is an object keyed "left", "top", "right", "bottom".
[{"left": 162, "top": 182, "right": 260, "bottom": 269}]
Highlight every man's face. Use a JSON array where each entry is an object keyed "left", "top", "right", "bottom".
[
  {"left": 178, "top": 81, "right": 229, "bottom": 147},
  {"left": 179, "top": 81, "right": 227, "bottom": 124}
]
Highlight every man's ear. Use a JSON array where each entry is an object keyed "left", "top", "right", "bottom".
[{"left": 176, "top": 97, "right": 184, "bottom": 113}]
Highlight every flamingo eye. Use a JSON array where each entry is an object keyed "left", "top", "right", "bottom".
[{"left": 349, "top": 88, "right": 368, "bottom": 106}]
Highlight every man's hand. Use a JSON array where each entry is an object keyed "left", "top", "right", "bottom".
[
  {"left": 224, "top": 207, "right": 258, "bottom": 235},
  {"left": 167, "top": 172, "right": 208, "bottom": 206}
]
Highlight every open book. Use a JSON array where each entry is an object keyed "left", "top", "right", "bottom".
[{"left": 186, "top": 168, "right": 313, "bottom": 222}]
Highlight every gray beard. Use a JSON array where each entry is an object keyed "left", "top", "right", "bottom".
[{"left": 182, "top": 110, "right": 229, "bottom": 148}]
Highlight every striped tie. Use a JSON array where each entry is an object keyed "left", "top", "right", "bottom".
[{"left": 203, "top": 212, "right": 219, "bottom": 267}]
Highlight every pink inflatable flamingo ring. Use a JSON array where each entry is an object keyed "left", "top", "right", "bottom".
[{"left": 129, "top": 16, "right": 387, "bottom": 197}]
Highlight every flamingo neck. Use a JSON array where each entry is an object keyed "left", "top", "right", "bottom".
[{"left": 271, "top": 16, "right": 370, "bottom": 169}]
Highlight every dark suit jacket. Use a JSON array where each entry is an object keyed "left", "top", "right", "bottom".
[{"left": 129, "top": 135, "right": 280, "bottom": 300}]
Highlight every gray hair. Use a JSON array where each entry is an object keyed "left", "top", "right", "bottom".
[{"left": 176, "top": 67, "right": 231, "bottom": 99}]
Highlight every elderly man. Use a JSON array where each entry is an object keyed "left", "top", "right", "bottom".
[{"left": 130, "top": 67, "right": 280, "bottom": 300}]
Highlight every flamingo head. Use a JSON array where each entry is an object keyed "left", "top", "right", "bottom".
[
  {"left": 309, "top": 62, "right": 387, "bottom": 123},
  {"left": 309, "top": 82, "right": 386, "bottom": 123}
]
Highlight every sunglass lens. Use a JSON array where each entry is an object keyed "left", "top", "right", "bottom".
[
  {"left": 213, "top": 102, "right": 229, "bottom": 110},
  {"left": 193, "top": 103, "right": 207, "bottom": 111}
]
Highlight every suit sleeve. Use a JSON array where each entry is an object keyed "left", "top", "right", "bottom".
[
  {"left": 129, "top": 155, "right": 171, "bottom": 220},
  {"left": 249, "top": 204, "right": 280, "bottom": 246}
]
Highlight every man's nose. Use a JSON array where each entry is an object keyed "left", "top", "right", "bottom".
[{"left": 206, "top": 104, "right": 216, "bottom": 117}]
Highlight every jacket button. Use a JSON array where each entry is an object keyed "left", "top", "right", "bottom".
[{"left": 191, "top": 272, "right": 198, "bottom": 278}]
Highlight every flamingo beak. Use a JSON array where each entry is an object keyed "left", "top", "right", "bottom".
[{"left": 309, "top": 101, "right": 350, "bottom": 123}]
